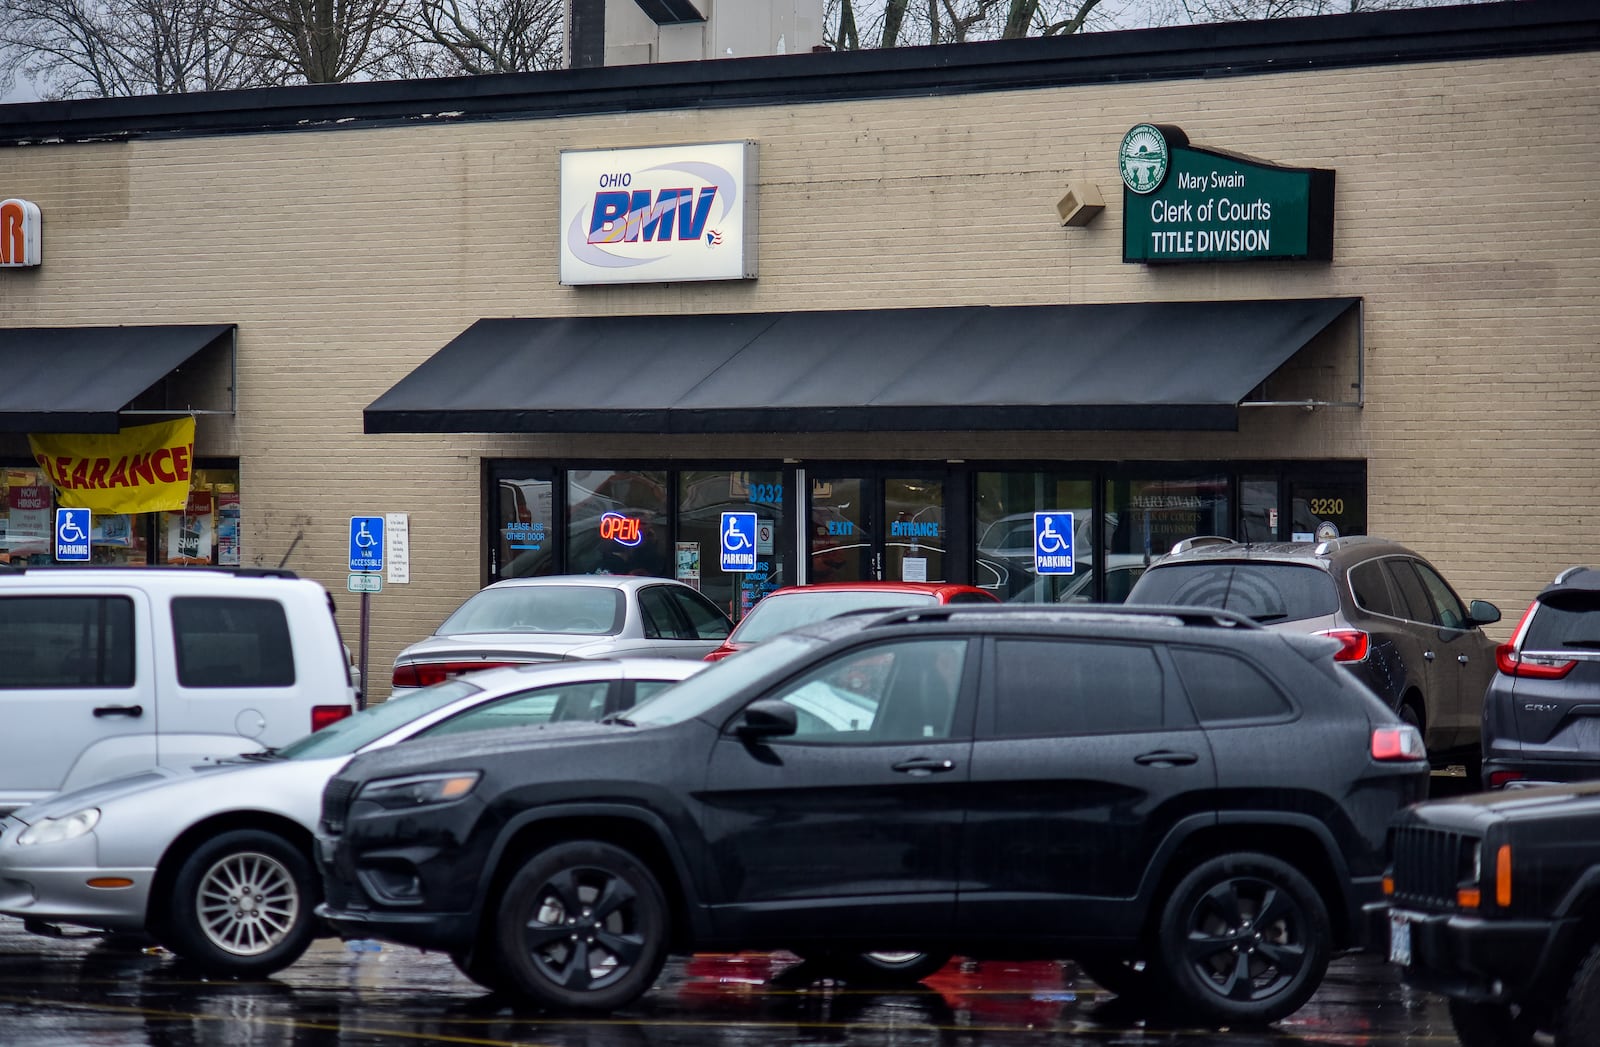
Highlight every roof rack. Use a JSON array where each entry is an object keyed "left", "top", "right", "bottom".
[
  {"left": 1168, "top": 535, "right": 1236, "bottom": 555},
  {"left": 2, "top": 565, "right": 299, "bottom": 579},
  {"left": 861, "top": 603, "right": 1261, "bottom": 630}
]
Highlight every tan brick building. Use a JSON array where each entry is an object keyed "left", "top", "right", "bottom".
[{"left": 0, "top": 0, "right": 1595, "bottom": 698}]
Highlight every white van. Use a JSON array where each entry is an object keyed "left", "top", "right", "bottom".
[{"left": 0, "top": 566, "right": 357, "bottom": 814}]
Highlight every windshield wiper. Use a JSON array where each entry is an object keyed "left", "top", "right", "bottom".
[
  {"left": 600, "top": 714, "right": 637, "bottom": 727},
  {"left": 238, "top": 749, "right": 283, "bottom": 762}
]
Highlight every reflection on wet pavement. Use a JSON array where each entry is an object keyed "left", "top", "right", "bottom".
[{"left": 0, "top": 919, "right": 1459, "bottom": 1046}]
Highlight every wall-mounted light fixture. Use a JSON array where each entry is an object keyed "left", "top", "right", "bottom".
[{"left": 1056, "top": 182, "right": 1105, "bottom": 227}]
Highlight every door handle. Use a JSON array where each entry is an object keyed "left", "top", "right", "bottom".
[
  {"left": 1134, "top": 750, "right": 1198, "bottom": 767},
  {"left": 93, "top": 704, "right": 144, "bottom": 718},
  {"left": 1423, "top": 650, "right": 1436, "bottom": 662},
  {"left": 1458, "top": 654, "right": 1470, "bottom": 664},
  {"left": 891, "top": 757, "right": 955, "bottom": 775}
]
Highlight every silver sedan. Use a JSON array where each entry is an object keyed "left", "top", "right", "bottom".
[{"left": 0, "top": 658, "right": 704, "bottom": 978}]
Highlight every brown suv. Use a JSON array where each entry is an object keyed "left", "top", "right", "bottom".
[{"left": 1128, "top": 537, "right": 1501, "bottom": 778}]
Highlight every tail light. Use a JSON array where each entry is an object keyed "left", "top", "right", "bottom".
[
  {"left": 1488, "top": 769, "right": 1527, "bottom": 789},
  {"left": 392, "top": 661, "right": 517, "bottom": 688},
  {"left": 1315, "top": 629, "right": 1369, "bottom": 662},
  {"left": 1371, "top": 724, "right": 1426, "bottom": 761},
  {"left": 1494, "top": 641, "right": 1576, "bottom": 679},
  {"left": 312, "top": 705, "right": 353, "bottom": 732}
]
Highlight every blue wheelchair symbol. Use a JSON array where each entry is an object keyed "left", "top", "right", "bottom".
[
  {"left": 55, "top": 508, "right": 92, "bottom": 562},
  {"left": 720, "top": 512, "right": 758, "bottom": 572},
  {"left": 1034, "top": 511, "right": 1075, "bottom": 575}
]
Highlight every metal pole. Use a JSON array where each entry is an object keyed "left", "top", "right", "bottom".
[{"left": 358, "top": 590, "right": 371, "bottom": 710}]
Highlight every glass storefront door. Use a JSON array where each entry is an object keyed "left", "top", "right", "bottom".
[{"left": 808, "top": 472, "right": 949, "bottom": 584}]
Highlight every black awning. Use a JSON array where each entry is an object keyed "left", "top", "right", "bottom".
[
  {"left": 0, "top": 324, "right": 235, "bottom": 433},
  {"left": 364, "top": 299, "right": 1360, "bottom": 435}
]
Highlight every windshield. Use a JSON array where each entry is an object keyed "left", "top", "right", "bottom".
[
  {"left": 437, "top": 586, "right": 625, "bottom": 636},
  {"left": 1129, "top": 562, "right": 1339, "bottom": 623},
  {"left": 732, "top": 591, "right": 934, "bottom": 643},
  {"left": 274, "top": 680, "right": 482, "bottom": 759},
  {"left": 626, "top": 635, "right": 822, "bottom": 726}
]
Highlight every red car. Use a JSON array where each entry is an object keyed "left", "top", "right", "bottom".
[{"left": 704, "top": 581, "right": 999, "bottom": 662}]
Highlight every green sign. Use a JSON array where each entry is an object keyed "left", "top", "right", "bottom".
[{"left": 1121, "top": 125, "right": 1334, "bottom": 264}]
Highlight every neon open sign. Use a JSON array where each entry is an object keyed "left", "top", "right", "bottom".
[{"left": 599, "top": 512, "right": 643, "bottom": 546}]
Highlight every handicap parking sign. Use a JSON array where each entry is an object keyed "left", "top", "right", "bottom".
[
  {"left": 349, "top": 516, "right": 384, "bottom": 573},
  {"left": 55, "top": 508, "right": 92, "bottom": 562},
  {"left": 720, "top": 512, "right": 758, "bottom": 572},
  {"left": 1034, "top": 511, "right": 1075, "bottom": 575}
]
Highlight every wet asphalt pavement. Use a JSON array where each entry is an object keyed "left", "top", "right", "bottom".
[{"left": 0, "top": 916, "right": 1467, "bottom": 1047}]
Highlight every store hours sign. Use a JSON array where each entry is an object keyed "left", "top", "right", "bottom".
[{"left": 1120, "top": 124, "right": 1334, "bottom": 264}]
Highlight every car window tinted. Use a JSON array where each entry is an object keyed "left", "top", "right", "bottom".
[
  {"left": 422, "top": 681, "right": 612, "bottom": 738},
  {"left": 1347, "top": 561, "right": 1397, "bottom": 617},
  {"left": 991, "top": 639, "right": 1164, "bottom": 736},
  {"left": 0, "top": 595, "right": 134, "bottom": 688},
  {"left": 1384, "top": 560, "right": 1437, "bottom": 625},
  {"left": 172, "top": 597, "right": 294, "bottom": 687},
  {"left": 1171, "top": 648, "right": 1292, "bottom": 722},
  {"left": 277, "top": 679, "right": 481, "bottom": 759},
  {"left": 631, "top": 678, "right": 682, "bottom": 705},
  {"left": 666, "top": 587, "right": 731, "bottom": 640},
  {"left": 638, "top": 586, "right": 685, "bottom": 640},
  {"left": 437, "top": 586, "right": 624, "bottom": 636},
  {"left": 1525, "top": 598, "right": 1600, "bottom": 651},
  {"left": 1130, "top": 563, "right": 1339, "bottom": 623},
  {"left": 764, "top": 638, "right": 968, "bottom": 742},
  {"left": 1412, "top": 561, "right": 1468, "bottom": 630},
  {"left": 628, "top": 635, "right": 822, "bottom": 726},
  {"left": 732, "top": 591, "right": 934, "bottom": 643}
]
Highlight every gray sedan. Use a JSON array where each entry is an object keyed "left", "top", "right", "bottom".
[
  {"left": 0, "top": 658, "right": 704, "bottom": 978},
  {"left": 389, "top": 575, "right": 733, "bottom": 698}
]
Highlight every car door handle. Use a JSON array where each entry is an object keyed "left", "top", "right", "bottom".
[
  {"left": 93, "top": 704, "right": 144, "bottom": 718},
  {"left": 1134, "top": 750, "right": 1199, "bottom": 767},
  {"left": 1458, "top": 654, "right": 1470, "bottom": 664},
  {"left": 1423, "top": 650, "right": 1436, "bottom": 661},
  {"left": 891, "top": 757, "right": 955, "bottom": 775}
]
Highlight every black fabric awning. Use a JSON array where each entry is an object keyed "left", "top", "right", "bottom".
[
  {"left": 0, "top": 324, "right": 234, "bottom": 433},
  {"left": 364, "top": 299, "right": 1359, "bottom": 435}
]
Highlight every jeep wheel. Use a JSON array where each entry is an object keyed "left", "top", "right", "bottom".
[
  {"left": 796, "top": 950, "right": 952, "bottom": 986},
  {"left": 161, "top": 829, "right": 318, "bottom": 977},
  {"left": 451, "top": 948, "right": 516, "bottom": 994},
  {"left": 1558, "top": 942, "right": 1600, "bottom": 1047},
  {"left": 1155, "top": 853, "right": 1330, "bottom": 1025},
  {"left": 1449, "top": 998, "right": 1542, "bottom": 1047},
  {"left": 494, "top": 841, "right": 668, "bottom": 1011}
]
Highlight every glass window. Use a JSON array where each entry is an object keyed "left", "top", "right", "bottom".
[
  {"left": 171, "top": 597, "right": 295, "bottom": 688},
  {"left": 991, "top": 639, "right": 1164, "bottom": 737},
  {"left": 1288, "top": 479, "right": 1366, "bottom": 542},
  {"left": 159, "top": 469, "right": 241, "bottom": 566},
  {"left": 1384, "top": 559, "right": 1436, "bottom": 625},
  {"left": 0, "top": 596, "right": 134, "bottom": 688},
  {"left": 1523, "top": 593, "right": 1600, "bottom": 652},
  {"left": 495, "top": 475, "right": 555, "bottom": 580},
  {"left": 1348, "top": 561, "right": 1398, "bottom": 618},
  {"left": 1413, "top": 560, "right": 1468, "bottom": 631},
  {"left": 666, "top": 586, "right": 732, "bottom": 639},
  {"left": 885, "top": 476, "right": 946, "bottom": 585},
  {"left": 1240, "top": 477, "right": 1278, "bottom": 542},
  {"left": 638, "top": 586, "right": 685, "bottom": 640},
  {"left": 278, "top": 680, "right": 482, "bottom": 759},
  {"left": 438, "top": 585, "right": 624, "bottom": 636},
  {"left": 1130, "top": 563, "right": 1339, "bottom": 623},
  {"left": 975, "top": 472, "right": 1095, "bottom": 601},
  {"left": 569, "top": 469, "right": 670, "bottom": 578},
  {"left": 422, "top": 681, "right": 613, "bottom": 737},
  {"left": 1105, "top": 475, "right": 1231, "bottom": 562},
  {"left": 1171, "top": 648, "right": 1292, "bottom": 722},
  {"left": 764, "top": 638, "right": 968, "bottom": 743},
  {"left": 681, "top": 470, "right": 790, "bottom": 619},
  {"left": 631, "top": 678, "right": 682, "bottom": 705},
  {"left": 810, "top": 477, "right": 870, "bottom": 585}
]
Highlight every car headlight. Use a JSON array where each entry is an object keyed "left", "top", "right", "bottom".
[
  {"left": 16, "top": 808, "right": 100, "bottom": 846},
  {"left": 359, "top": 772, "right": 480, "bottom": 810}
]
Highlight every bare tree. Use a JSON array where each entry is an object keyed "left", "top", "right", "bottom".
[
  {"left": 0, "top": 0, "right": 273, "bottom": 98},
  {"left": 221, "top": 0, "right": 409, "bottom": 83},
  {"left": 390, "top": 0, "right": 562, "bottom": 77},
  {"left": 826, "top": 0, "right": 1119, "bottom": 49}
]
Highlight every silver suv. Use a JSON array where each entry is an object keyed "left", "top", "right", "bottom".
[{"left": 1127, "top": 537, "right": 1501, "bottom": 777}]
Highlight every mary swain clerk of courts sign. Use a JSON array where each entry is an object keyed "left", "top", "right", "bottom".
[{"left": 1119, "top": 124, "right": 1334, "bottom": 264}]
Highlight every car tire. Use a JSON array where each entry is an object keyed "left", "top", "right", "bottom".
[
  {"left": 1558, "top": 942, "right": 1600, "bottom": 1047},
  {"left": 161, "top": 829, "right": 319, "bottom": 977},
  {"left": 795, "top": 950, "right": 952, "bottom": 986},
  {"left": 1449, "top": 998, "right": 1543, "bottom": 1047},
  {"left": 493, "top": 841, "right": 669, "bottom": 1011},
  {"left": 1075, "top": 955, "right": 1158, "bottom": 1001},
  {"left": 451, "top": 948, "right": 517, "bottom": 994},
  {"left": 1154, "top": 852, "right": 1331, "bottom": 1026}
]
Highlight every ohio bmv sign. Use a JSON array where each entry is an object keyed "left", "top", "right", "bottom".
[{"left": 559, "top": 141, "right": 758, "bottom": 285}]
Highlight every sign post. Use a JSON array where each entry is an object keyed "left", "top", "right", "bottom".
[{"left": 349, "top": 516, "right": 385, "bottom": 709}]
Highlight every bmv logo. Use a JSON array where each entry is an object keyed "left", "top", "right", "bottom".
[{"left": 566, "top": 160, "right": 739, "bottom": 270}]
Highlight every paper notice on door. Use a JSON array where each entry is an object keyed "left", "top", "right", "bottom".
[{"left": 902, "top": 557, "right": 927, "bottom": 582}]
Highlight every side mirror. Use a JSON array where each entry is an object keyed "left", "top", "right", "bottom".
[
  {"left": 1468, "top": 599, "right": 1502, "bottom": 627},
  {"left": 736, "top": 699, "right": 798, "bottom": 740}
]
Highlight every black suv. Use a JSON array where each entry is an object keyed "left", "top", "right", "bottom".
[
  {"left": 1376, "top": 780, "right": 1600, "bottom": 1047},
  {"left": 1482, "top": 566, "right": 1600, "bottom": 789},
  {"left": 1127, "top": 537, "right": 1501, "bottom": 776},
  {"left": 315, "top": 604, "right": 1428, "bottom": 1024}
]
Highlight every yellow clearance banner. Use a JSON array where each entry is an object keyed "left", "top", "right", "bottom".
[{"left": 29, "top": 417, "right": 195, "bottom": 514}]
